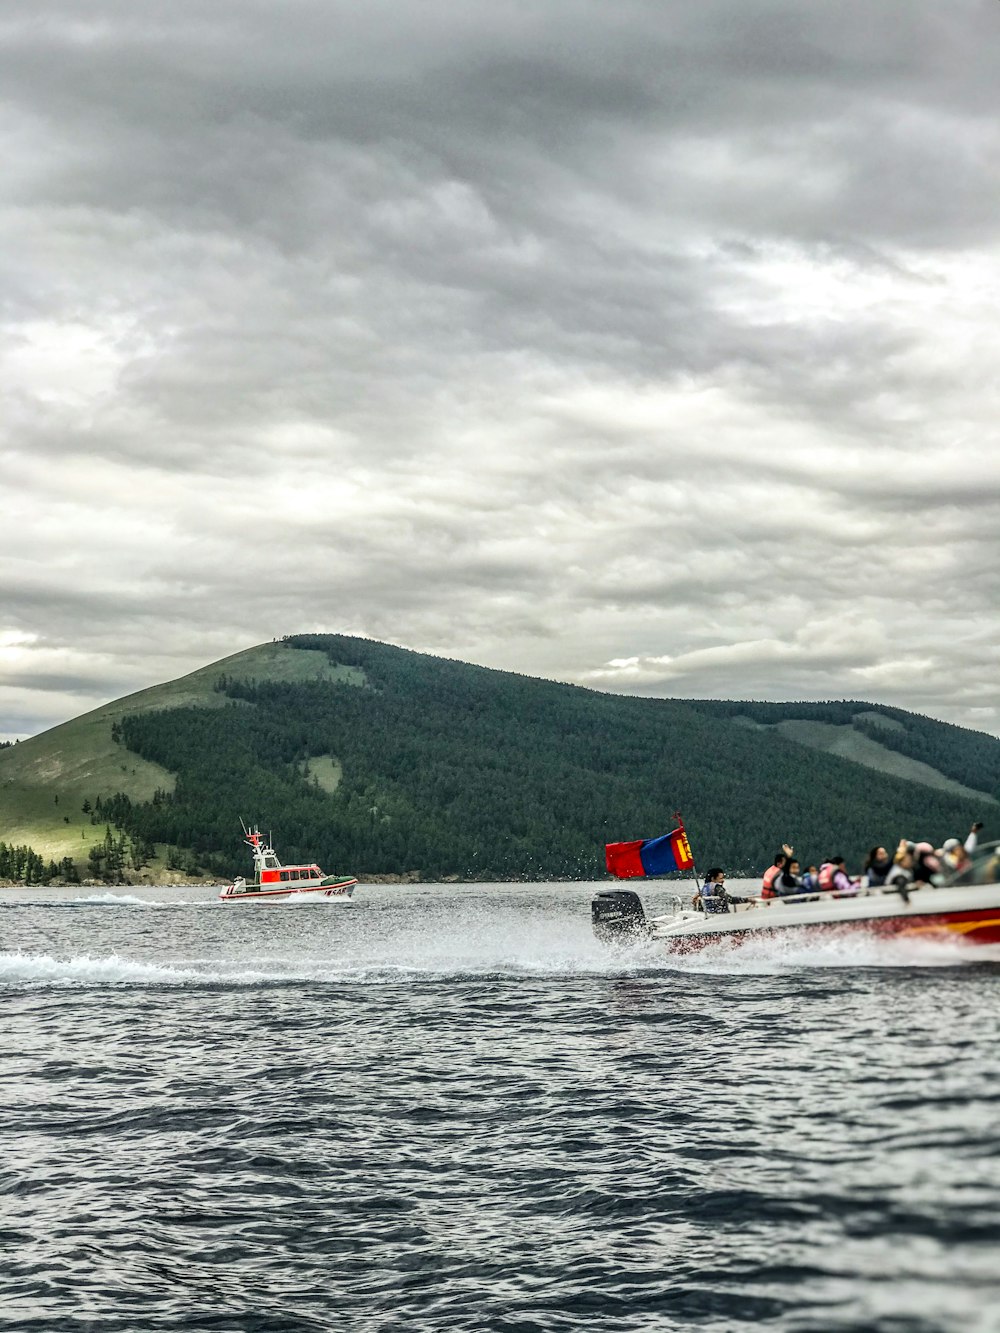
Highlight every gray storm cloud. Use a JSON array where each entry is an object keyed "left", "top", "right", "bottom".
[{"left": 1, "top": 0, "right": 999, "bottom": 739}]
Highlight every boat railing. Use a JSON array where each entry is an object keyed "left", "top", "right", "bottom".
[{"left": 748, "top": 881, "right": 934, "bottom": 908}]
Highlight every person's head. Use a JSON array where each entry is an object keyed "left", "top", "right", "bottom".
[
  {"left": 789, "top": 860, "right": 800, "bottom": 875},
  {"left": 942, "top": 838, "right": 960, "bottom": 853},
  {"left": 914, "top": 845, "right": 941, "bottom": 876},
  {"left": 705, "top": 867, "right": 725, "bottom": 884},
  {"left": 773, "top": 851, "right": 787, "bottom": 868},
  {"left": 807, "top": 865, "right": 817, "bottom": 875},
  {"left": 867, "top": 845, "right": 887, "bottom": 865},
  {"left": 832, "top": 856, "right": 845, "bottom": 868}
]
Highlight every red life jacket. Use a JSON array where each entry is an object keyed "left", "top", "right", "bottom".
[
  {"left": 818, "top": 862, "right": 836, "bottom": 890},
  {"left": 761, "top": 864, "right": 781, "bottom": 898}
]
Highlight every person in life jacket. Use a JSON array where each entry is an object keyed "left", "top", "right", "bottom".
[
  {"left": 699, "top": 867, "right": 731, "bottom": 914},
  {"left": 761, "top": 843, "right": 794, "bottom": 898},
  {"left": 818, "top": 857, "right": 858, "bottom": 893}
]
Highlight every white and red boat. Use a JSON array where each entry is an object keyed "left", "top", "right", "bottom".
[
  {"left": 592, "top": 841, "right": 1000, "bottom": 951},
  {"left": 219, "top": 825, "right": 357, "bottom": 904}
]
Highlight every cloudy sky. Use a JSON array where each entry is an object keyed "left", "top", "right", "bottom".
[{"left": 3, "top": 0, "right": 1000, "bottom": 741}]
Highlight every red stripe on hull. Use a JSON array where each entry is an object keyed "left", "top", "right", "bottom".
[
  {"left": 219, "top": 879, "right": 357, "bottom": 903},
  {"left": 666, "top": 907, "right": 1000, "bottom": 952}
]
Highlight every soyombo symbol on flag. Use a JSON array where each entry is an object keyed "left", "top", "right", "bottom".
[{"left": 605, "top": 823, "right": 694, "bottom": 879}]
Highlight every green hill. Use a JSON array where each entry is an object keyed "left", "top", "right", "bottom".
[
  {"left": 1, "top": 634, "right": 996, "bottom": 882},
  {"left": 0, "top": 642, "right": 361, "bottom": 877}
]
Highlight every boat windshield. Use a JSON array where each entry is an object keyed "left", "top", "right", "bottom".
[{"left": 945, "top": 840, "right": 1000, "bottom": 887}]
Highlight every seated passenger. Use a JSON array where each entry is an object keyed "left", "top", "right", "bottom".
[
  {"left": 912, "top": 842, "right": 942, "bottom": 886},
  {"left": 700, "top": 868, "right": 751, "bottom": 913},
  {"left": 761, "top": 843, "right": 794, "bottom": 898},
  {"left": 939, "top": 822, "right": 984, "bottom": 875},
  {"left": 700, "top": 867, "right": 731, "bottom": 914},
  {"left": 819, "top": 857, "right": 857, "bottom": 893},
  {"left": 883, "top": 839, "right": 915, "bottom": 888},
  {"left": 800, "top": 864, "right": 820, "bottom": 891},
  {"left": 862, "top": 846, "right": 893, "bottom": 887},
  {"left": 774, "top": 859, "right": 804, "bottom": 897}
]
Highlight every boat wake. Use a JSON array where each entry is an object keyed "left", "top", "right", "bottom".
[
  {"left": 2, "top": 926, "right": 995, "bottom": 990},
  {"left": 0, "top": 950, "right": 223, "bottom": 986},
  {"left": 67, "top": 892, "right": 177, "bottom": 907}
]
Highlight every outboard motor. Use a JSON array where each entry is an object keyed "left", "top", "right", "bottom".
[{"left": 592, "top": 889, "right": 647, "bottom": 940}]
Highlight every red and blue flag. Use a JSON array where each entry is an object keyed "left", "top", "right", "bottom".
[{"left": 605, "top": 824, "right": 694, "bottom": 879}]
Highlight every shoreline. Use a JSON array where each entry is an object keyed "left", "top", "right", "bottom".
[{"left": 0, "top": 873, "right": 605, "bottom": 889}]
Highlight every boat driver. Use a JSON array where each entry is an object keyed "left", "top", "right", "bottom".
[{"left": 699, "top": 868, "right": 749, "bottom": 914}]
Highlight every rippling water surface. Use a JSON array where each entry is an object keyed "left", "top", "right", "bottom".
[{"left": 3, "top": 880, "right": 1000, "bottom": 1332}]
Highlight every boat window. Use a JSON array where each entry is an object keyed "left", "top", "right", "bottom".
[{"left": 280, "top": 871, "right": 289, "bottom": 882}]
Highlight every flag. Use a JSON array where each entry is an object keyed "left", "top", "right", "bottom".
[{"left": 605, "top": 824, "right": 694, "bottom": 878}]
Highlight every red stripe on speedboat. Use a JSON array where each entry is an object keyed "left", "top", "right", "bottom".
[{"left": 667, "top": 907, "right": 1000, "bottom": 951}]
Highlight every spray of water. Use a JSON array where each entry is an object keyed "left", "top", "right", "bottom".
[{"left": 1, "top": 927, "right": 991, "bottom": 990}]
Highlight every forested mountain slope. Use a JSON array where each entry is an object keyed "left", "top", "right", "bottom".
[
  {"left": 78, "top": 634, "right": 993, "bottom": 880},
  {"left": 688, "top": 700, "right": 1000, "bottom": 804}
]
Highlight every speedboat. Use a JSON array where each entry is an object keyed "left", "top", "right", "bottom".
[
  {"left": 219, "top": 825, "right": 357, "bottom": 904},
  {"left": 592, "top": 840, "right": 1000, "bottom": 951}
]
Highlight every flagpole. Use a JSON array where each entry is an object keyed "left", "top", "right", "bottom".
[{"left": 674, "top": 810, "right": 701, "bottom": 903}]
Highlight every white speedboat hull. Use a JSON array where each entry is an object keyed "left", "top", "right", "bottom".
[{"left": 646, "top": 883, "right": 1000, "bottom": 950}]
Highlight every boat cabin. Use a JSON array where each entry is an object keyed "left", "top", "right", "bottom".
[{"left": 259, "top": 863, "right": 324, "bottom": 886}]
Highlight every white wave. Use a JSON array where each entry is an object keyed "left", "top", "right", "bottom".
[
  {"left": 67, "top": 892, "right": 174, "bottom": 907},
  {"left": 0, "top": 950, "right": 281, "bottom": 987},
  {"left": 0, "top": 933, "right": 647, "bottom": 988},
  {"left": 1, "top": 950, "right": 202, "bottom": 986},
  {"left": 280, "top": 892, "right": 355, "bottom": 906}
]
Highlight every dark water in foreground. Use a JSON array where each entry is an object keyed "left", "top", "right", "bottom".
[{"left": 2, "top": 881, "right": 1000, "bottom": 1333}]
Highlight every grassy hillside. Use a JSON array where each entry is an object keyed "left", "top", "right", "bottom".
[
  {"left": 0, "top": 642, "right": 363, "bottom": 868},
  {"left": 691, "top": 700, "right": 1000, "bottom": 804}
]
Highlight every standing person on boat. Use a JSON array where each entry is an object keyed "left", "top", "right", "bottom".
[
  {"left": 761, "top": 843, "right": 794, "bottom": 898},
  {"left": 862, "top": 846, "right": 894, "bottom": 887}
]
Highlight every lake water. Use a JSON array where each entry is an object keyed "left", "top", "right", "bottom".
[{"left": 3, "top": 880, "right": 1000, "bottom": 1332}]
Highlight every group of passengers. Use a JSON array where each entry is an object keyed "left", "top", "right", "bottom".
[{"left": 696, "top": 822, "right": 984, "bottom": 914}]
